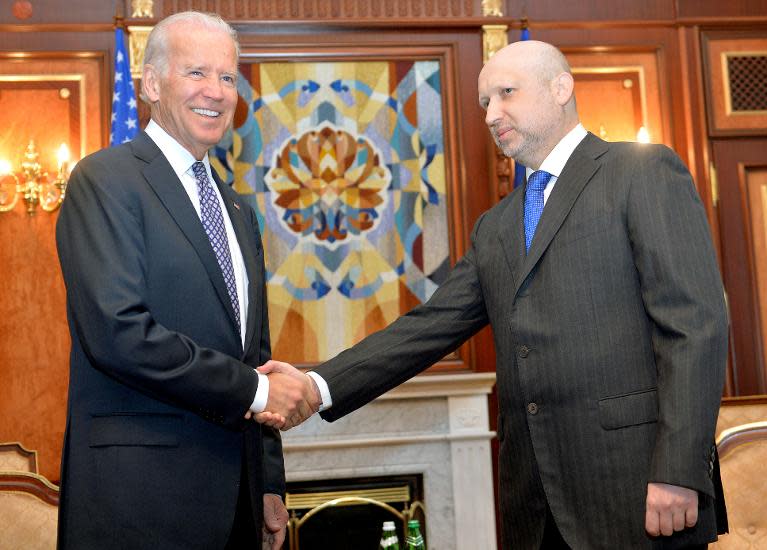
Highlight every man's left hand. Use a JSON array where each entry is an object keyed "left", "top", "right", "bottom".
[
  {"left": 645, "top": 482, "right": 698, "bottom": 537},
  {"left": 262, "top": 493, "right": 288, "bottom": 550}
]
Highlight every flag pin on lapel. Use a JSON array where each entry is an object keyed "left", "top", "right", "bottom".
[{"left": 232, "top": 202, "right": 240, "bottom": 210}]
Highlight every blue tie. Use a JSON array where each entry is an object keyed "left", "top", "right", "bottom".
[
  {"left": 192, "top": 161, "right": 241, "bottom": 332},
  {"left": 523, "top": 170, "right": 553, "bottom": 253}
]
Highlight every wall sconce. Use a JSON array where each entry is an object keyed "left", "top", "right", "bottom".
[{"left": 0, "top": 140, "right": 70, "bottom": 216}]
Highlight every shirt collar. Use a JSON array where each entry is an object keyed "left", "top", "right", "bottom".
[
  {"left": 145, "top": 119, "right": 210, "bottom": 180},
  {"left": 527, "top": 123, "right": 588, "bottom": 179}
]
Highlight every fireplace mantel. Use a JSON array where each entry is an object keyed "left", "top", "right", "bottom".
[{"left": 282, "top": 372, "right": 497, "bottom": 550}]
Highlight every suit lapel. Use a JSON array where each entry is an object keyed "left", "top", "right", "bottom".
[
  {"left": 131, "top": 132, "right": 241, "bottom": 335},
  {"left": 513, "top": 133, "right": 608, "bottom": 298},
  {"left": 497, "top": 189, "right": 526, "bottom": 289},
  {"left": 212, "top": 172, "right": 263, "bottom": 356}
]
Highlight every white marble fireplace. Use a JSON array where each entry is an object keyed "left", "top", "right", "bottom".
[{"left": 282, "top": 372, "right": 497, "bottom": 550}]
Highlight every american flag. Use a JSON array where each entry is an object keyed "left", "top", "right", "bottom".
[{"left": 110, "top": 28, "right": 138, "bottom": 146}]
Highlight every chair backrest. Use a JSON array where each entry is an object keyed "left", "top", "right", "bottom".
[
  {"left": 0, "top": 442, "right": 38, "bottom": 473},
  {"left": 0, "top": 471, "right": 59, "bottom": 550},
  {"left": 710, "top": 420, "right": 767, "bottom": 549}
]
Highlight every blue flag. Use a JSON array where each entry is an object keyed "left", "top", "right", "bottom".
[
  {"left": 110, "top": 28, "right": 139, "bottom": 146},
  {"left": 513, "top": 25, "right": 531, "bottom": 189}
]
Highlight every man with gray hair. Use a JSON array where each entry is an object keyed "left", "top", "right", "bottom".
[{"left": 56, "top": 11, "right": 287, "bottom": 549}]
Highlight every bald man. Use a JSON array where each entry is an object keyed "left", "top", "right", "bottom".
[{"left": 258, "top": 40, "right": 728, "bottom": 549}]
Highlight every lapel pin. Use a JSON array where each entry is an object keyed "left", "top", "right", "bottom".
[{"left": 232, "top": 202, "right": 240, "bottom": 211}]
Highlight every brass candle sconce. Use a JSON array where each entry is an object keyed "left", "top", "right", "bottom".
[{"left": 0, "top": 140, "right": 70, "bottom": 216}]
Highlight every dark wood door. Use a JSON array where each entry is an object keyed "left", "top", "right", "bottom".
[{"left": 713, "top": 139, "right": 767, "bottom": 396}]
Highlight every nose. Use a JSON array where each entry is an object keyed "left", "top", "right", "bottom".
[
  {"left": 485, "top": 96, "right": 501, "bottom": 127},
  {"left": 203, "top": 76, "right": 225, "bottom": 100}
]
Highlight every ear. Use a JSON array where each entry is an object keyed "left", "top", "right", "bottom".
[
  {"left": 552, "top": 72, "right": 575, "bottom": 106},
  {"left": 142, "top": 64, "right": 161, "bottom": 103}
]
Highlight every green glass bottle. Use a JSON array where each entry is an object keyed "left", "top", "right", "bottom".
[
  {"left": 379, "top": 520, "right": 400, "bottom": 550},
  {"left": 405, "top": 519, "right": 425, "bottom": 550}
]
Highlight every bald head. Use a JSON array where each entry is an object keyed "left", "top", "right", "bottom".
[
  {"left": 489, "top": 40, "right": 572, "bottom": 87},
  {"left": 478, "top": 40, "right": 579, "bottom": 168}
]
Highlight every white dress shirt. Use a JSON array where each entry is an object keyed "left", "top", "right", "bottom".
[
  {"left": 144, "top": 121, "right": 269, "bottom": 412},
  {"left": 528, "top": 123, "right": 588, "bottom": 205}
]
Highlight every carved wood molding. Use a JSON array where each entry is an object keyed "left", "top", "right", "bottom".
[
  {"left": 120, "top": 0, "right": 519, "bottom": 23},
  {"left": 482, "top": 24, "right": 507, "bottom": 62},
  {"left": 127, "top": 25, "right": 152, "bottom": 79},
  {"left": 153, "top": 0, "right": 485, "bottom": 19}
]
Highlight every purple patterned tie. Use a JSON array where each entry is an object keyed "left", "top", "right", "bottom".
[
  {"left": 523, "top": 170, "right": 554, "bottom": 253},
  {"left": 192, "top": 161, "right": 241, "bottom": 332}
]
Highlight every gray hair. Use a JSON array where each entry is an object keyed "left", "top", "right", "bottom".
[{"left": 139, "top": 11, "right": 240, "bottom": 102}]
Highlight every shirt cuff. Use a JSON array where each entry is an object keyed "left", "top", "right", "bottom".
[
  {"left": 250, "top": 372, "right": 269, "bottom": 413},
  {"left": 306, "top": 371, "right": 332, "bottom": 412}
]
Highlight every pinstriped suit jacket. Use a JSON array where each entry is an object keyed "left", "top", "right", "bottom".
[{"left": 316, "top": 133, "right": 728, "bottom": 549}]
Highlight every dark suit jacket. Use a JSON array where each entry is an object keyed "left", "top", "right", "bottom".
[
  {"left": 55, "top": 131, "right": 284, "bottom": 550},
  {"left": 315, "top": 134, "right": 728, "bottom": 549}
]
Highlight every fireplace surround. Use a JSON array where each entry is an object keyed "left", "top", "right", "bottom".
[{"left": 282, "top": 372, "right": 497, "bottom": 550}]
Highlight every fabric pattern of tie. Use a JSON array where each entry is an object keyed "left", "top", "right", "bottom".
[
  {"left": 192, "top": 161, "right": 241, "bottom": 331},
  {"left": 523, "top": 170, "right": 554, "bottom": 253}
]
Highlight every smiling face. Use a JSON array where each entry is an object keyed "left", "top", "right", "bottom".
[
  {"left": 142, "top": 21, "right": 238, "bottom": 160},
  {"left": 478, "top": 41, "right": 576, "bottom": 169}
]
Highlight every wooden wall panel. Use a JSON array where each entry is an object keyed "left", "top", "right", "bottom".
[
  {"left": 678, "top": 0, "right": 767, "bottom": 19},
  {"left": 713, "top": 139, "right": 767, "bottom": 396},
  {"left": 0, "top": 53, "right": 106, "bottom": 482},
  {"left": 0, "top": 206, "right": 67, "bottom": 483},
  {"left": 566, "top": 50, "right": 668, "bottom": 146},
  {"left": 572, "top": 71, "right": 643, "bottom": 142},
  {"left": 505, "top": 0, "right": 675, "bottom": 21},
  {"left": 703, "top": 34, "right": 767, "bottom": 136},
  {"left": 0, "top": 84, "right": 78, "bottom": 171},
  {"left": 0, "top": 0, "right": 118, "bottom": 24},
  {"left": 744, "top": 167, "right": 767, "bottom": 389}
]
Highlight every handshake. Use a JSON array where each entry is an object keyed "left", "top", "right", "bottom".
[{"left": 251, "top": 360, "right": 322, "bottom": 430}]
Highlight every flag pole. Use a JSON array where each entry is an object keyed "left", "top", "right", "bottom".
[{"left": 512, "top": 17, "right": 531, "bottom": 189}]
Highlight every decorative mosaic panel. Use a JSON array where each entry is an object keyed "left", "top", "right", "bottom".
[{"left": 212, "top": 60, "right": 450, "bottom": 362}]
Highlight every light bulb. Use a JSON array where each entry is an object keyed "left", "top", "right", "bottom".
[
  {"left": 636, "top": 126, "right": 650, "bottom": 144},
  {"left": 57, "top": 143, "right": 70, "bottom": 170}
]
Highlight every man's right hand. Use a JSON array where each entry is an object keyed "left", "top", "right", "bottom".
[{"left": 255, "top": 360, "right": 321, "bottom": 430}]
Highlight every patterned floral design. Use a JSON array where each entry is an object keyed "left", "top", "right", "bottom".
[{"left": 268, "top": 126, "right": 389, "bottom": 244}]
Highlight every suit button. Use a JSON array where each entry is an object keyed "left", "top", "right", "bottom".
[
  {"left": 527, "top": 402, "right": 538, "bottom": 415},
  {"left": 519, "top": 345, "right": 530, "bottom": 358}
]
